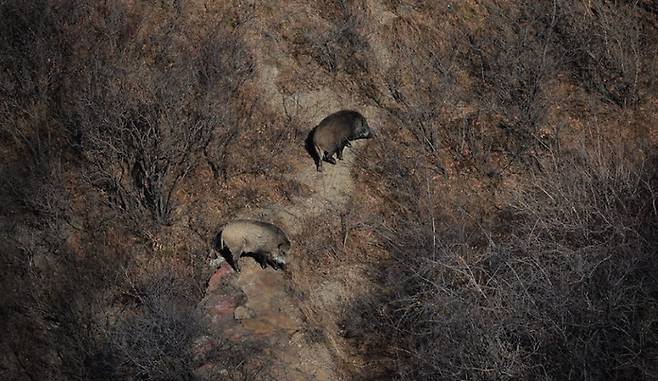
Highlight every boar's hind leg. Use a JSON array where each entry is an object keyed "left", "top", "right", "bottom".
[
  {"left": 323, "top": 149, "right": 337, "bottom": 165},
  {"left": 337, "top": 142, "right": 348, "bottom": 160},
  {"left": 314, "top": 145, "right": 324, "bottom": 172}
]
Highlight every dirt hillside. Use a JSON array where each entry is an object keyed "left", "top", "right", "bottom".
[
  {"left": 195, "top": 2, "right": 389, "bottom": 378},
  {"left": 2, "top": 1, "right": 657, "bottom": 380}
]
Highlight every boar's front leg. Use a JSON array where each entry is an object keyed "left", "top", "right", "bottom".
[
  {"left": 337, "top": 139, "right": 351, "bottom": 160},
  {"left": 231, "top": 255, "right": 242, "bottom": 272},
  {"left": 324, "top": 151, "right": 337, "bottom": 165},
  {"left": 337, "top": 144, "right": 345, "bottom": 160},
  {"left": 229, "top": 245, "right": 244, "bottom": 272},
  {"left": 255, "top": 251, "right": 268, "bottom": 269}
]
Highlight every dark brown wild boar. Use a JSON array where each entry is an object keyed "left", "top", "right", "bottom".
[{"left": 310, "top": 110, "right": 374, "bottom": 171}]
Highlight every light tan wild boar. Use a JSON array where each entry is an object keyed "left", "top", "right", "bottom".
[
  {"left": 214, "top": 220, "right": 291, "bottom": 272},
  {"left": 310, "top": 110, "right": 374, "bottom": 171}
]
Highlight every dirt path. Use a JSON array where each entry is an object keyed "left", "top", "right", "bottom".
[
  {"left": 240, "top": 152, "right": 358, "bottom": 378},
  {"left": 198, "top": 145, "right": 362, "bottom": 380},
  {"left": 197, "top": 26, "right": 362, "bottom": 381},
  {"left": 194, "top": 1, "right": 397, "bottom": 378}
]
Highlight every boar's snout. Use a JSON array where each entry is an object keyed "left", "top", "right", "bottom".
[
  {"left": 272, "top": 241, "right": 290, "bottom": 270},
  {"left": 355, "top": 125, "right": 374, "bottom": 140},
  {"left": 361, "top": 120, "right": 375, "bottom": 139},
  {"left": 271, "top": 255, "right": 286, "bottom": 270}
]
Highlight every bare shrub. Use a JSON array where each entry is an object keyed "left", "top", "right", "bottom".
[
  {"left": 0, "top": 242, "right": 132, "bottom": 381},
  {"left": 0, "top": 243, "right": 251, "bottom": 381},
  {"left": 383, "top": 18, "right": 462, "bottom": 174},
  {"left": 345, "top": 141, "right": 658, "bottom": 380},
  {"left": 506, "top": 145, "right": 655, "bottom": 251},
  {"left": 198, "top": 29, "right": 256, "bottom": 181},
  {"left": 79, "top": 77, "right": 217, "bottom": 227},
  {"left": 0, "top": 0, "right": 75, "bottom": 223},
  {"left": 0, "top": 6, "right": 256, "bottom": 379},
  {"left": 462, "top": 0, "right": 558, "bottom": 164},
  {"left": 106, "top": 268, "right": 204, "bottom": 380},
  {"left": 297, "top": 1, "right": 372, "bottom": 75},
  {"left": 1, "top": 128, "right": 70, "bottom": 231},
  {"left": 72, "top": 4, "right": 254, "bottom": 227},
  {"left": 557, "top": 0, "right": 652, "bottom": 108},
  {"left": 382, "top": 1, "right": 558, "bottom": 176}
]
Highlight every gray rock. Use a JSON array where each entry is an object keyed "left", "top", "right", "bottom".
[
  {"left": 233, "top": 306, "right": 255, "bottom": 320},
  {"left": 209, "top": 256, "right": 225, "bottom": 268}
]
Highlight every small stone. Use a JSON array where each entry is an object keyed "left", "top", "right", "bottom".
[
  {"left": 234, "top": 306, "right": 255, "bottom": 320},
  {"left": 209, "top": 256, "right": 225, "bottom": 268},
  {"left": 192, "top": 336, "right": 216, "bottom": 361}
]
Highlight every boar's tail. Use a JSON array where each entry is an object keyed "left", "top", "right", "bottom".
[{"left": 304, "top": 127, "right": 318, "bottom": 160}]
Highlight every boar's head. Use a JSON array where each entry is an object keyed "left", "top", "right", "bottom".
[
  {"left": 271, "top": 239, "right": 291, "bottom": 270},
  {"left": 352, "top": 118, "right": 374, "bottom": 140}
]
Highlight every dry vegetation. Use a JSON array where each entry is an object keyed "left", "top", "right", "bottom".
[
  {"left": 346, "top": 141, "right": 658, "bottom": 380},
  {"left": 1, "top": 1, "right": 287, "bottom": 380},
  {"left": 1, "top": 0, "right": 657, "bottom": 380},
  {"left": 333, "top": 1, "right": 658, "bottom": 380}
]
